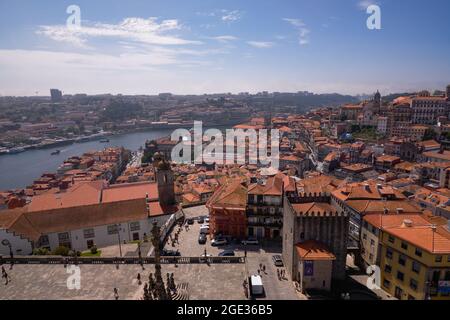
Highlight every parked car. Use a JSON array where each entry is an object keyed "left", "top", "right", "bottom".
[
  {"left": 199, "top": 225, "right": 210, "bottom": 234},
  {"left": 198, "top": 233, "right": 207, "bottom": 244},
  {"left": 241, "top": 237, "right": 259, "bottom": 245},
  {"left": 218, "top": 250, "right": 235, "bottom": 257},
  {"left": 204, "top": 217, "right": 210, "bottom": 223},
  {"left": 211, "top": 237, "right": 228, "bottom": 246},
  {"left": 186, "top": 218, "right": 194, "bottom": 225},
  {"left": 272, "top": 255, "right": 283, "bottom": 267},
  {"left": 161, "top": 249, "right": 181, "bottom": 256},
  {"left": 197, "top": 217, "right": 205, "bottom": 224}
]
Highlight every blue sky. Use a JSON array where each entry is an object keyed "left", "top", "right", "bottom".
[{"left": 0, "top": 0, "right": 449, "bottom": 96}]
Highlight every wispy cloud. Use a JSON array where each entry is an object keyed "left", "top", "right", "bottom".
[
  {"left": 247, "top": 41, "right": 275, "bottom": 48},
  {"left": 37, "top": 17, "right": 201, "bottom": 48},
  {"left": 211, "top": 35, "right": 238, "bottom": 43},
  {"left": 357, "top": 0, "right": 379, "bottom": 10},
  {"left": 283, "top": 18, "right": 310, "bottom": 46},
  {"left": 221, "top": 10, "right": 243, "bottom": 22}
]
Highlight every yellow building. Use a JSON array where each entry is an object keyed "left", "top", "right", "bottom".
[{"left": 380, "top": 220, "right": 450, "bottom": 300}]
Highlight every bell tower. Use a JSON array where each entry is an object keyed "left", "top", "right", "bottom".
[{"left": 154, "top": 155, "right": 175, "bottom": 206}]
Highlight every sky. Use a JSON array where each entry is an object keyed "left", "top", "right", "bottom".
[{"left": 0, "top": 0, "right": 449, "bottom": 96}]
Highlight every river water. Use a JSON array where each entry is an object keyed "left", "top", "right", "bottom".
[{"left": 0, "top": 129, "right": 174, "bottom": 190}]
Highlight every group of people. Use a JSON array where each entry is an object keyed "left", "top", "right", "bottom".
[
  {"left": 277, "top": 268, "right": 286, "bottom": 280},
  {"left": 257, "top": 263, "right": 266, "bottom": 275}
]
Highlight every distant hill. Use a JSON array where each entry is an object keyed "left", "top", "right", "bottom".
[
  {"left": 241, "top": 92, "right": 359, "bottom": 110},
  {"left": 382, "top": 92, "right": 415, "bottom": 102}
]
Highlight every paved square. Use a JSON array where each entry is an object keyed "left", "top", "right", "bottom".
[
  {"left": 0, "top": 263, "right": 247, "bottom": 300},
  {"left": 165, "top": 205, "right": 300, "bottom": 300}
]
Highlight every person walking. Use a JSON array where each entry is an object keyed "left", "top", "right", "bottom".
[
  {"left": 113, "top": 287, "right": 119, "bottom": 300},
  {"left": 137, "top": 273, "right": 141, "bottom": 285}
]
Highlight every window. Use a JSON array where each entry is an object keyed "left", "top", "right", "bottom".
[
  {"left": 383, "top": 278, "right": 391, "bottom": 288},
  {"left": 39, "top": 235, "right": 49, "bottom": 246},
  {"left": 58, "top": 232, "right": 70, "bottom": 242},
  {"left": 412, "top": 261, "right": 421, "bottom": 274},
  {"left": 370, "top": 239, "right": 375, "bottom": 246},
  {"left": 409, "top": 278, "right": 418, "bottom": 291},
  {"left": 130, "top": 221, "right": 140, "bottom": 231},
  {"left": 384, "top": 264, "right": 392, "bottom": 273},
  {"left": 435, "top": 255, "right": 442, "bottom": 263},
  {"left": 83, "top": 228, "right": 95, "bottom": 239},
  {"left": 398, "top": 254, "right": 407, "bottom": 266},
  {"left": 397, "top": 271, "right": 404, "bottom": 282},
  {"left": 401, "top": 242, "right": 408, "bottom": 250},
  {"left": 107, "top": 225, "right": 119, "bottom": 235},
  {"left": 388, "top": 235, "right": 395, "bottom": 243},
  {"left": 415, "top": 248, "right": 422, "bottom": 257},
  {"left": 363, "top": 233, "right": 367, "bottom": 240},
  {"left": 386, "top": 248, "right": 393, "bottom": 259}
]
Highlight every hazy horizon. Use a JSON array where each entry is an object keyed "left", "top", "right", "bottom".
[{"left": 1, "top": 0, "right": 449, "bottom": 96}]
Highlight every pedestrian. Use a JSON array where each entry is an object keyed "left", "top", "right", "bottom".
[
  {"left": 262, "top": 264, "right": 266, "bottom": 273},
  {"left": 114, "top": 287, "right": 119, "bottom": 300},
  {"left": 137, "top": 273, "right": 141, "bottom": 285},
  {"left": 3, "top": 271, "right": 8, "bottom": 285},
  {"left": 257, "top": 269, "right": 260, "bottom": 275},
  {"left": 1, "top": 266, "right": 5, "bottom": 276},
  {"left": 277, "top": 268, "right": 280, "bottom": 280}
]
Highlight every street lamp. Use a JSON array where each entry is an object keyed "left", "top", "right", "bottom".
[{"left": 115, "top": 224, "right": 122, "bottom": 257}]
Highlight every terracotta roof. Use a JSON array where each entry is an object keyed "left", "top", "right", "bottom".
[
  {"left": 207, "top": 180, "right": 247, "bottom": 208},
  {"left": 3, "top": 199, "right": 149, "bottom": 242},
  {"left": 102, "top": 182, "right": 159, "bottom": 203},
  {"left": 363, "top": 213, "right": 427, "bottom": 229},
  {"left": 248, "top": 173, "right": 284, "bottom": 196},
  {"left": 384, "top": 224, "right": 450, "bottom": 254},
  {"left": 27, "top": 181, "right": 104, "bottom": 212},
  {"left": 295, "top": 240, "right": 336, "bottom": 261},
  {"left": 423, "top": 150, "right": 450, "bottom": 161}
]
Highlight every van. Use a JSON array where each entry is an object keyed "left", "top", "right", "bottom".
[{"left": 250, "top": 275, "right": 264, "bottom": 296}]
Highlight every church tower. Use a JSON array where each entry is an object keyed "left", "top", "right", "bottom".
[
  {"left": 154, "top": 153, "right": 175, "bottom": 206},
  {"left": 374, "top": 90, "right": 381, "bottom": 107}
]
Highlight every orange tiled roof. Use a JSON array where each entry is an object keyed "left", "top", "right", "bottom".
[
  {"left": 295, "top": 240, "right": 336, "bottom": 261},
  {"left": 102, "top": 182, "right": 159, "bottom": 203}
]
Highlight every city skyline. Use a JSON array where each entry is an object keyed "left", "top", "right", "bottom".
[{"left": 0, "top": 0, "right": 449, "bottom": 96}]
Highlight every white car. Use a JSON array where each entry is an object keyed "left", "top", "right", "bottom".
[
  {"left": 204, "top": 217, "right": 210, "bottom": 223},
  {"left": 211, "top": 238, "right": 228, "bottom": 246},
  {"left": 241, "top": 238, "right": 259, "bottom": 245}
]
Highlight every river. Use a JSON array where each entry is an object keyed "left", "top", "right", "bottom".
[{"left": 0, "top": 128, "right": 175, "bottom": 190}]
